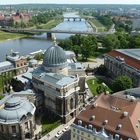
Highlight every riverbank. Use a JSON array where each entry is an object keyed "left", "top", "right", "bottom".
[
  {"left": 38, "top": 19, "right": 63, "bottom": 29},
  {"left": 89, "top": 19, "right": 106, "bottom": 32},
  {"left": 0, "top": 31, "right": 29, "bottom": 42}
]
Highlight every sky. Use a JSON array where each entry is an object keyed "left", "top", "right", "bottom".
[{"left": 0, "top": 0, "right": 140, "bottom": 5}]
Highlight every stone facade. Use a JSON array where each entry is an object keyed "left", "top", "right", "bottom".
[
  {"left": 0, "top": 95, "right": 38, "bottom": 140},
  {"left": 0, "top": 116, "right": 36, "bottom": 140},
  {"left": 33, "top": 44, "right": 85, "bottom": 123},
  {"left": 104, "top": 50, "right": 140, "bottom": 87}
]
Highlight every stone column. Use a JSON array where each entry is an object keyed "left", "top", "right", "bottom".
[
  {"left": 19, "top": 124, "right": 25, "bottom": 140},
  {"left": 30, "top": 120, "right": 34, "bottom": 138}
]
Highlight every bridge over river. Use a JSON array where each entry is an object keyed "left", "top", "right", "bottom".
[
  {"left": 54, "top": 16, "right": 95, "bottom": 21},
  {"left": 1, "top": 28, "right": 115, "bottom": 39}
]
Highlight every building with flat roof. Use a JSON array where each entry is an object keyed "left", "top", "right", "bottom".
[
  {"left": 0, "top": 52, "right": 28, "bottom": 93},
  {"left": 104, "top": 49, "right": 140, "bottom": 87},
  {"left": 71, "top": 93, "right": 140, "bottom": 140}
]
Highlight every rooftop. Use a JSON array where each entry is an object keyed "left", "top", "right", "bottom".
[
  {"left": 106, "top": 49, "right": 140, "bottom": 70},
  {"left": 114, "top": 87, "right": 140, "bottom": 100},
  {"left": 117, "top": 49, "right": 140, "bottom": 60},
  {"left": 6, "top": 52, "right": 26, "bottom": 62},
  {"left": 0, "top": 95, "right": 35, "bottom": 124},
  {"left": 74, "top": 93, "right": 140, "bottom": 140},
  {"left": 0, "top": 61, "right": 13, "bottom": 68},
  {"left": 33, "top": 67, "right": 78, "bottom": 89}
]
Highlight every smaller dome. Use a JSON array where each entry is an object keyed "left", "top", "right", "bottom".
[
  {"left": 5, "top": 97, "right": 21, "bottom": 108},
  {"left": 0, "top": 97, "right": 36, "bottom": 124},
  {"left": 43, "top": 45, "right": 67, "bottom": 68}
]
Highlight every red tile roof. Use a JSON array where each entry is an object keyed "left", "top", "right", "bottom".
[
  {"left": 107, "top": 50, "right": 140, "bottom": 70},
  {"left": 75, "top": 94, "right": 140, "bottom": 140}
]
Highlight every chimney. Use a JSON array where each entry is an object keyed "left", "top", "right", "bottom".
[
  {"left": 104, "top": 120, "right": 108, "bottom": 125},
  {"left": 123, "top": 111, "right": 128, "bottom": 117}
]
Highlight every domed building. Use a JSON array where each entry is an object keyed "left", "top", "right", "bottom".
[
  {"left": 32, "top": 41, "right": 85, "bottom": 123},
  {"left": 0, "top": 96, "right": 36, "bottom": 140},
  {"left": 43, "top": 44, "right": 68, "bottom": 75}
]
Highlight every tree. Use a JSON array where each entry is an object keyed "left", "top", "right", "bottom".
[
  {"left": 80, "top": 35, "right": 98, "bottom": 60},
  {"left": 96, "top": 15, "right": 113, "bottom": 29},
  {"left": 71, "top": 45, "right": 81, "bottom": 58},
  {"left": 34, "top": 53, "right": 44, "bottom": 61},
  {"left": 102, "top": 34, "right": 120, "bottom": 51},
  {"left": 128, "top": 35, "right": 140, "bottom": 48},
  {"left": 112, "top": 76, "right": 132, "bottom": 92},
  {"left": 69, "top": 34, "right": 81, "bottom": 46},
  {"left": 96, "top": 85, "right": 107, "bottom": 94}
]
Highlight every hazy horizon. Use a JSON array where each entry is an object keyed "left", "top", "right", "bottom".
[{"left": 1, "top": 0, "right": 140, "bottom": 5}]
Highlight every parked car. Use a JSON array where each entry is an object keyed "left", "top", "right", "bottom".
[
  {"left": 64, "top": 125, "right": 69, "bottom": 130},
  {"left": 55, "top": 130, "right": 63, "bottom": 138}
]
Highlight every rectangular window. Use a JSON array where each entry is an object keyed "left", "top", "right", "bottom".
[
  {"left": 77, "top": 130, "right": 80, "bottom": 133},
  {"left": 73, "top": 134, "right": 75, "bottom": 138},
  {"left": 11, "top": 126, "right": 16, "bottom": 133},
  {"left": 25, "top": 122, "right": 28, "bottom": 129},
  {"left": 1, "top": 125, "right": 4, "bottom": 132}
]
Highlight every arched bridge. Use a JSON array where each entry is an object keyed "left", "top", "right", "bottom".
[
  {"left": 55, "top": 16, "right": 95, "bottom": 22},
  {"left": 1, "top": 28, "right": 114, "bottom": 39}
]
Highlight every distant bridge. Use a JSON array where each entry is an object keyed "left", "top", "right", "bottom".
[
  {"left": 1, "top": 28, "right": 114, "bottom": 39},
  {"left": 54, "top": 16, "right": 95, "bottom": 22}
]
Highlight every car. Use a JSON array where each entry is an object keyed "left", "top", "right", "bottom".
[
  {"left": 64, "top": 125, "right": 69, "bottom": 130},
  {"left": 62, "top": 128, "right": 66, "bottom": 132},
  {"left": 55, "top": 130, "right": 63, "bottom": 138},
  {"left": 57, "top": 130, "right": 63, "bottom": 135},
  {"left": 55, "top": 133, "right": 60, "bottom": 138}
]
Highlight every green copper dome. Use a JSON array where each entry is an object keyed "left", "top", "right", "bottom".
[{"left": 43, "top": 45, "right": 67, "bottom": 67}]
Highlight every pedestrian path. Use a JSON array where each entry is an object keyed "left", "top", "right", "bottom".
[{"left": 40, "top": 118, "right": 75, "bottom": 140}]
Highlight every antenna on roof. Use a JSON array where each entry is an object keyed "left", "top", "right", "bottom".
[{"left": 53, "top": 34, "right": 57, "bottom": 47}]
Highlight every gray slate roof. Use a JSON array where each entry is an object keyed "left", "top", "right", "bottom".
[
  {"left": 117, "top": 49, "right": 140, "bottom": 60},
  {"left": 0, "top": 61, "right": 14, "bottom": 72},
  {"left": 33, "top": 67, "right": 77, "bottom": 88},
  {"left": 0, "top": 96, "right": 35, "bottom": 124},
  {"left": 43, "top": 45, "right": 67, "bottom": 67}
]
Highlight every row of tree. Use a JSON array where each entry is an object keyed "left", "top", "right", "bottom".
[
  {"left": 13, "top": 9, "right": 63, "bottom": 28},
  {"left": 59, "top": 35, "right": 98, "bottom": 61},
  {"left": 59, "top": 32, "right": 140, "bottom": 60}
]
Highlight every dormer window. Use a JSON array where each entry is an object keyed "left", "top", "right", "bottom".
[
  {"left": 116, "top": 124, "right": 122, "bottom": 130},
  {"left": 78, "top": 120, "right": 82, "bottom": 125}
]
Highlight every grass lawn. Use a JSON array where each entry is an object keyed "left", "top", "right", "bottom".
[
  {"left": 87, "top": 77, "right": 112, "bottom": 96},
  {"left": 0, "top": 76, "right": 3, "bottom": 93},
  {"left": 39, "top": 19, "right": 63, "bottom": 29},
  {"left": 41, "top": 115, "right": 61, "bottom": 135},
  {"left": 0, "top": 31, "right": 27, "bottom": 41},
  {"left": 0, "top": 95, "right": 4, "bottom": 100},
  {"left": 90, "top": 19, "right": 106, "bottom": 32}
]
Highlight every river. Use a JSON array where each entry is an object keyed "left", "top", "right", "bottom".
[{"left": 0, "top": 12, "right": 93, "bottom": 61}]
